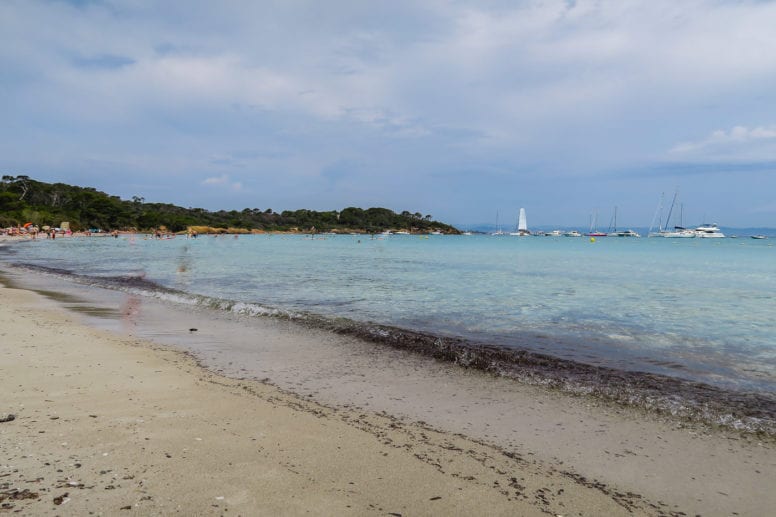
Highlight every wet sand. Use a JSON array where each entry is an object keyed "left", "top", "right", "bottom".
[{"left": 2, "top": 272, "right": 775, "bottom": 515}]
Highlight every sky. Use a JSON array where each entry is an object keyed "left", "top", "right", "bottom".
[{"left": 2, "top": 0, "right": 776, "bottom": 228}]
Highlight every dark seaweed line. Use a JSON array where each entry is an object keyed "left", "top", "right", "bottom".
[
  {"left": 303, "top": 314, "right": 776, "bottom": 436},
  {"left": 8, "top": 261, "right": 776, "bottom": 436}
]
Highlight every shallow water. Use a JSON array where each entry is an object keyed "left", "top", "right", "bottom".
[{"left": 3, "top": 233, "right": 775, "bottom": 394}]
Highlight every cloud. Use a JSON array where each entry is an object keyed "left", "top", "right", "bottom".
[
  {"left": 202, "top": 175, "right": 229, "bottom": 186},
  {"left": 4, "top": 1, "right": 776, "bottom": 225},
  {"left": 201, "top": 174, "right": 243, "bottom": 191},
  {"left": 669, "top": 125, "right": 776, "bottom": 160}
]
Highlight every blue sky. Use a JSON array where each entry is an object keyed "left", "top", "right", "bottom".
[{"left": 2, "top": 0, "right": 776, "bottom": 228}]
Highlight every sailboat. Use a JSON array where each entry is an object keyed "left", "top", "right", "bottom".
[
  {"left": 648, "top": 191, "right": 695, "bottom": 238},
  {"left": 491, "top": 210, "right": 506, "bottom": 235},
  {"left": 585, "top": 209, "right": 607, "bottom": 237},
  {"left": 509, "top": 208, "right": 530, "bottom": 236},
  {"left": 607, "top": 206, "right": 640, "bottom": 237}
]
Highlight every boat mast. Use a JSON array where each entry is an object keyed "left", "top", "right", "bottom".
[
  {"left": 648, "top": 193, "right": 664, "bottom": 235},
  {"left": 609, "top": 206, "right": 618, "bottom": 233},
  {"left": 590, "top": 209, "right": 599, "bottom": 232},
  {"left": 664, "top": 190, "right": 678, "bottom": 230}
]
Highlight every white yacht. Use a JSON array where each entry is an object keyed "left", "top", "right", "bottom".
[
  {"left": 563, "top": 230, "right": 582, "bottom": 237},
  {"left": 694, "top": 223, "right": 725, "bottom": 238}
]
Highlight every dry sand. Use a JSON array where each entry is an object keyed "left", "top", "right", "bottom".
[{"left": 2, "top": 278, "right": 775, "bottom": 516}]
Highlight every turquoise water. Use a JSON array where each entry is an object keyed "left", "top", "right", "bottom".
[{"left": 4, "top": 234, "right": 776, "bottom": 393}]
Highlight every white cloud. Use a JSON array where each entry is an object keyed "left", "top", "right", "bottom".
[
  {"left": 202, "top": 174, "right": 245, "bottom": 192},
  {"left": 202, "top": 174, "right": 229, "bottom": 186},
  {"left": 670, "top": 125, "right": 776, "bottom": 157}
]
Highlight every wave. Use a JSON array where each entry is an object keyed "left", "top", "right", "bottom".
[{"left": 9, "top": 261, "right": 776, "bottom": 436}]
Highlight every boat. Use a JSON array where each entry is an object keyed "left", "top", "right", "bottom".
[
  {"left": 661, "top": 227, "right": 696, "bottom": 238},
  {"left": 751, "top": 235, "right": 767, "bottom": 240},
  {"left": 509, "top": 208, "right": 531, "bottom": 236},
  {"left": 546, "top": 230, "right": 563, "bottom": 237},
  {"left": 607, "top": 206, "right": 640, "bottom": 237},
  {"left": 491, "top": 210, "right": 506, "bottom": 235},
  {"left": 660, "top": 228, "right": 695, "bottom": 238},
  {"left": 694, "top": 223, "right": 725, "bottom": 238},
  {"left": 648, "top": 191, "right": 695, "bottom": 238},
  {"left": 563, "top": 230, "right": 582, "bottom": 237},
  {"left": 610, "top": 229, "right": 641, "bottom": 238},
  {"left": 585, "top": 210, "right": 607, "bottom": 237}
]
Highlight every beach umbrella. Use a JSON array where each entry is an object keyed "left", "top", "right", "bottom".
[{"left": 23, "top": 222, "right": 32, "bottom": 227}]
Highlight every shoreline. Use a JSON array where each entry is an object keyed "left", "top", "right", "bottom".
[
  {"left": 6, "top": 259, "right": 776, "bottom": 436},
  {"left": 2, "top": 267, "right": 775, "bottom": 515},
  {"left": 3, "top": 281, "right": 662, "bottom": 516}
]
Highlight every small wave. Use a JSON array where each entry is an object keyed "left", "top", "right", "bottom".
[{"left": 9, "top": 261, "right": 776, "bottom": 436}]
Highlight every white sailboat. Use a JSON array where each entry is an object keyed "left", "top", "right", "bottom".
[
  {"left": 510, "top": 208, "right": 530, "bottom": 236},
  {"left": 491, "top": 210, "right": 506, "bottom": 235},
  {"left": 648, "top": 191, "right": 695, "bottom": 238}
]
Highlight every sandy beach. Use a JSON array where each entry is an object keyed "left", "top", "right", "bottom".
[
  {"left": 0, "top": 283, "right": 646, "bottom": 515},
  {"left": 1, "top": 275, "right": 775, "bottom": 515}
]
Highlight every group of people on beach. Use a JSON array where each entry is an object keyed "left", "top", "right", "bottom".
[
  {"left": 2, "top": 226, "right": 243, "bottom": 240},
  {"left": 1, "top": 226, "right": 73, "bottom": 239}
]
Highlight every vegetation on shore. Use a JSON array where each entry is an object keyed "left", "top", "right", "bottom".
[{"left": 0, "top": 175, "right": 459, "bottom": 234}]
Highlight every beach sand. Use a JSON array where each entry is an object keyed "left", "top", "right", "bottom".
[{"left": 1, "top": 280, "right": 774, "bottom": 515}]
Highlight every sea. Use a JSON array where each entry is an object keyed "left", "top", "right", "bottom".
[{"left": 2, "top": 232, "right": 775, "bottom": 433}]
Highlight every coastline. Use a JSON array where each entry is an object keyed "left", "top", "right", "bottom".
[
  {"left": 1, "top": 269, "right": 775, "bottom": 515},
  {"left": 6, "top": 257, "right": 776, "bottom": 436},
  {"left": 2, "top": 282, "right": 653, "bottom": 516}
]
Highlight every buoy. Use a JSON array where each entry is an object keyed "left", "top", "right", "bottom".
[{"left": 589, "top": 237, "right": 596, "bottom": 243}]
